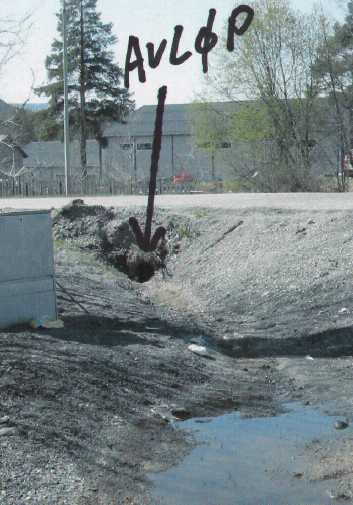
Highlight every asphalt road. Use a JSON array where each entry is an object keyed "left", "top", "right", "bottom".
[{"left": 1, "top": 192, "right": 353, "bottom": 211}]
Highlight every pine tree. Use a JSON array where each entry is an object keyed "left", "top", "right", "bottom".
[{"left": 36, "top": 0, "right": 134, "bottom": 178}]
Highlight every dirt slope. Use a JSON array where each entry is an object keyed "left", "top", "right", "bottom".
[{"left": 149, "top": 207, "right": 353, "bottom": 357}]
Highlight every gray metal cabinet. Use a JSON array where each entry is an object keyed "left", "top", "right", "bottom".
[{"left": 0, "top": 210, "right": 57, "bottom": 328}]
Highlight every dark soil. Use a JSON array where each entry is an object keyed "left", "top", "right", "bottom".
[{"left": 53, "top": 200, "right": 194, "bottom": 282}]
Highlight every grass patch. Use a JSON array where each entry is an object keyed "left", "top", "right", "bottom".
[
  {"left": 177, "top": 224, "right": 193, "bottom": 240},
  {"left": 54, "top": 239, "right": 72, "bottom": 251},
  {"left": 192, "top": 209, "right": 210, "bottom": 219}
]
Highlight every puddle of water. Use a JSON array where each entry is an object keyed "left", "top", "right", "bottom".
[{"left": 150, "top": 404, "right": 350, "bottom": 505}]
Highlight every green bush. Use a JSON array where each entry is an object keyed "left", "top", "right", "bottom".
[{"left": 222, "top": 179, "right": 256, "bottom": 192}]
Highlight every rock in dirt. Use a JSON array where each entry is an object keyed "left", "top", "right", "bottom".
[
  {"left": 0, "top": 416, "right": 9, "bottom": 425},
  {"left": 54, "top": 199, "right": 106, "bottom": 222},
  {"left": 328, "top": 489, "right": 352, "bottom": 500},
  {"left": 126, "top": 245, "right": 162, "bottom": 283},
  {"left": 150, "top": 408, "right": 172, "bottom": 424},
  {"left": 338, "top": 307, "right": 349, "bottom": 315},
  {"left": 42, "top": 319, "right": 65, "bottom": 329},
  {"left": 188, "top": 344, "right": 210, "bottom": 358},
  {"left": 171, "top": 408, "right": 192, "bottom": 420},
  {"left": 100, "top": 220, "right": 136, "bottom": 252},
  {"left": 334, "top": 420, "right": 349, "bottom": 430},
  {"left": 99, "top": 220, "right": 169, "bottom": 282},
  {"left": 296, "top": 227, "right": 307, "bottom": 235}
]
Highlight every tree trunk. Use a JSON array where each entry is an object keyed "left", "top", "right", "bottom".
[
  {"left": 348, "top": 105, "right": 353, "bottom": 176},
  {"left": 99, "top": 141, "right": 103, "bottom": 183},
  {"left": 338, "top": 144, "right": 346, "bottom": 192},
  {"left": 79, "top": 0, "right": 87, "bottom": 187},
  {"left": 211, "top": 151, "right": 215, "bottom": 180}
]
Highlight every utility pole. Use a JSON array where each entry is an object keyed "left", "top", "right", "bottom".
[
  {"left": 62, "top": 0, "right": 70, "bottom": 195},
  {"left": 133, "top": 137, "right": 137, "bottom": 181},
  {"left": 79, "top": 0, "right": 88, "bottom": 184}
]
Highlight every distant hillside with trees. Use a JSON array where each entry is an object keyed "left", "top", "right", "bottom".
[{"left": 11, "top": 103, "right": 48, "bottom": 112}]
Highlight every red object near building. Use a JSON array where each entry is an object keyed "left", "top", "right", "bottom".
[
  {"left": 344, "top": 152, "right": 353, "bottom": 177},
  {"left": 172, "top": 171, "right": 194, "bottom": 183}
]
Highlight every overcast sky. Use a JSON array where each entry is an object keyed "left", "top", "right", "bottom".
[{"left": 0, "top": 0, "right": 345, "bottom": 107}]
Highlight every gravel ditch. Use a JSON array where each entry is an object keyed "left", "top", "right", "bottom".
[{"left": 3, "top": 203, "right": 353, "bottom": 503}]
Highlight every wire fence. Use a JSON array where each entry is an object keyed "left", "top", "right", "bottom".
[{"left": 0, "top": 174, "right": 222, "bottom": 198}]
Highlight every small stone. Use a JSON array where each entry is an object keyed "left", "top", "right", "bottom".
[
  {"left": 0, "top": 427, "right": 16, "bottom": 437},
  {"left": 334, "top": 420, "right": 349, "bottom": 430},
  {"left": 0, "top": 417, "right": 10, "bottom": 424},
  {"left": 42, "top": 319, "right": 64, "bottom": 329},
  {"left": 171, "top": 408, "right": 192, "bottom": 421},
  {"left": 328, "top": 489, "right": 351, "bottom": 500},
  {"left": 72, "top": 198, "right": 85, "bottom": 206},
  {"left": 339, "top": 308, "right": 349, "bottom": 315},
  {"left": 293, "top": 472, "right": 304, "bottom": 479},
  {"left": 188, "top": 344, "right": 209, "bottom": 357},
  {"left": 150, "top": 408, "right": 171, "bottom": 423}
]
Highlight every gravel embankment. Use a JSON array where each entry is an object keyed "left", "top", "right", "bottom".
[{"left": 149, "top": 207, "right": 353, "bottom": 357}]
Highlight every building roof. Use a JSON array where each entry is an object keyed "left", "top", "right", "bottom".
[
  {"left": 104, "top": 98, "right": 337, "bottom": 140},
  {"left": 24, "top": 140, "right": 100, "bottom": 169},
  {"left": 103, "top": 102, "right": 243, "bottom": 138}
]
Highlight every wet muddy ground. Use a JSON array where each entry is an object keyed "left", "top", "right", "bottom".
[
  {"left": 2, "top": 204, "right": 353, "bottom": 504},
  {"left": 150, "top": 403, "right": 349, "bottom": 505}
]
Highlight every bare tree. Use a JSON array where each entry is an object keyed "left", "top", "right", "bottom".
[
  {"left": 0, "top": 11, "right": 31, "bottom": 74},
  {"left": 0, "top": 9, "right": 32, "bottom": 184}
]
